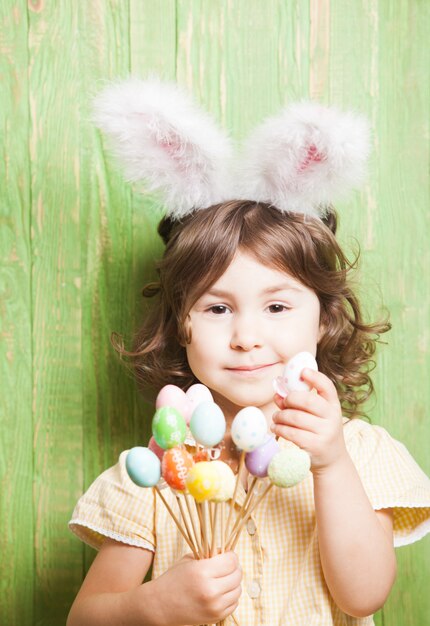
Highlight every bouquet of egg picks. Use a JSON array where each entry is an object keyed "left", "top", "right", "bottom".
[{"left": 125, "top": 352, "right": 316, "bottom": 625}]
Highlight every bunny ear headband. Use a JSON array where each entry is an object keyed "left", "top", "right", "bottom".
[{"left": 93, "top": 77, "right": 370, "bottom": 220}]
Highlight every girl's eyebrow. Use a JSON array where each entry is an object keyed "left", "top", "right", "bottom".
[{"left": 206, "top": 283, "right": 304, "bottom": 298}]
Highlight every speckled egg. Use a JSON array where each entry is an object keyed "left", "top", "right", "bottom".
[
  {"left": 245, "top": 434, "right": 280, "bottom": 477},
  {"left": 268, "top": 443, "right": 311, "bottom": 487},
  {"left": 231, "top": 406, "right": 267, "bottom": 452},
  {"left": 186, "top": 461, "right": 220, "bottom": 502},
  {"left": 126, "top": 447, "right": 161, "bottom": 488},
  {"left": 161, "top": 447, "right": 194, "bottom": 491},
  {"left": 152, "top": 406, "right": 187, "bottom": 449},
  {"left": 190, "top": 401, "right": 226, "bottom": 447},
  {"left": 273, "top": 351, "right": 318, "bottom": 397}
]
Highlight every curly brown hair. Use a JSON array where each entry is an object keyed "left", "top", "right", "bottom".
[{"left": 112, "top": 200, "right": 390, "bottom": 418}]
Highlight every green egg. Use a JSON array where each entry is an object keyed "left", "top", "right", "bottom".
[
  {"left": 268, "top": 444, "right": 311, "bottom": 488},
  {"left": 152, "top": 406, "right": 187, "bottom": 449}
]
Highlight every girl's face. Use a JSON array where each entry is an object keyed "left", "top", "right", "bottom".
[{"left": 185, "top": 251, "right": 322, "bottom": 422}]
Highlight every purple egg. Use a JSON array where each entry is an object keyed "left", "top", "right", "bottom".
[{"left": 245, "top": 435, "right": 280, "bottom": 477}]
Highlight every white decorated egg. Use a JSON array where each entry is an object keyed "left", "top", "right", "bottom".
[
  {"left": 273, "top": 351, "right": 318, "bottom": 397},
  {"left": 231, "top": 406, "right": 267, "bottom": 452}
]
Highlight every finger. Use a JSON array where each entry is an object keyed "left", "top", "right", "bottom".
[
  {"left": 217, "top": 584, "right": 242, "bottom": 613},
  {"left": 270, "top": 422, "right": 316, "bottom": 450},
  {"left": 210, "top": 551, "right": 240, "bottom": 578},
  {"left": 212, "top": 565, "right": 242, "bottom": 595},
  {"left": 220, "top": 599, "right": 241, "bottom": 622},
  {"left": 301, "top": 369, "right": 340, "bottom": 405},
  {"left": 220, "top": 586, "right": 242, "bottom": 608},
  {"left": 274, "top": 393, "right": 287, "bottom": 409},
  {"left": 272, "top": 408, "right": 319, "bottom": 433},
  {"left": 282, "top": 390, "right": 329, "bottom": 418}
]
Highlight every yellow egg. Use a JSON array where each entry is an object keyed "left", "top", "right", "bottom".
[
  {"left": 211, "top": 461, "right": 236, "bottom": 502},
  {"left": 186, "top": 462, "right": 220, "bottom": 502}
]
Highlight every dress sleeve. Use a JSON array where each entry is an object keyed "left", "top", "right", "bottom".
[
  {"left": 345, "top": 420, "right": 430, "bottom": 547},
  {"left": 68, "top": 450, "right": 156, "bottom": 552}
]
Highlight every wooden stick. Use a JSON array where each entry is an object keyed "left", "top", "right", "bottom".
[
  {"left": 209, "top": 501, "right": 214, "bottom": 539},
  {"left": 225, "top": 451, "right": 245, "bottom": 541},
  {"left": 221, "top": 502, "right": 225, "bottom": 554},
  {"left": 217, "top": 612, "right": 240, "bottom": 626},
  {"left": 212, "top": 500, "right": 217, "bottom": 530},
  {"left": 210, "top": 502, "right": 218, "bottom": 557},
  {"left": 226, "top": 483, "right": 273, "bottom": 551},
  {"left": 185, "top": 493, "right": 203, "bottom": 557},
  {"left": 202, "top": 500, "right": 210, "bottom": 557},
  {"left": 220, "top": 501, "right": 226, "bottom": 553},
  {"left": 195, "top": 500, "right": 205, "bottom": 554},
  {"left": 154, "top": 487, "right": 199, "bottom": 558},
  {"left": 176, "top": 494, "right": 199, "bottom": 558},
  {"left": 228, "top": 476, "right": 258, "bottom": 540}
]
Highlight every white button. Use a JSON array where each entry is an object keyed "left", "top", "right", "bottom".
[
  {"left": 247, "top": 580, "right": 261, "bottom": 599},
  {"left": 247, "top": 518, "right": 257, "bottom": 535}
]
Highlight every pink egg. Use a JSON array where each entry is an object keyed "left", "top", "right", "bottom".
[
  {"left": 186, "top": 384, "right": 214, "bottom": 413},
  {"left": 155, "top": 385, "right": 192, "bottom": 423},
  {"left": 148, "top": 436, "right": 165, "bottom": 461}
]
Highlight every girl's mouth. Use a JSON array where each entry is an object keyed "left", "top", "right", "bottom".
[{"left": 226, "top": 363, "right": 278, "bottom": 374}]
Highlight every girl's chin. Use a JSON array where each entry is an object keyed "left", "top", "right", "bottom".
[{"left": 213, "top": 391, "right": 276, "bottom": 417}]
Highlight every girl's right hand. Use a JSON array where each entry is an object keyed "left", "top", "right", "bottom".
[{"left": 151, "top": 551, "right": 242, "bottom": 625}]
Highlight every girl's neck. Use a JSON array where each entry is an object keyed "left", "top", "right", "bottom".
[{"left": 211, "top": 391, "right": 277, "bottom": 431}]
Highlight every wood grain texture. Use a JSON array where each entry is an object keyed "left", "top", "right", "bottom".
[
  {"left": 0, "top": 3, "right": 34, "bottom": 625},
  {"left": 27, "top": 1, "right": 84, "bottom": 623},
  {"left": 0, "top": 1, "right": 429, "bottom": 624}
]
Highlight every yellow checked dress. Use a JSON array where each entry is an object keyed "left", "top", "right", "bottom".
[{"left": 69, "top": 419, "right": 430, "bottom": 626}]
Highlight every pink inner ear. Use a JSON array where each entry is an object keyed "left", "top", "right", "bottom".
[
  {"left": 297, "top": 144, "right": 325, "bottom": 172},
  {"left": 159, "top": 137, "right": 183, "bottom": 158},
  {"left": 157, "top": 132, "right": 197, "bottom": 174}
]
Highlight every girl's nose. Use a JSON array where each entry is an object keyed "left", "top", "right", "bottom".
[{"left": 230, "top": 315, "right": 263, "bottom": 351}]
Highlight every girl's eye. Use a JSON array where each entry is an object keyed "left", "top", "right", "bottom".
[
  {"left": 208, "top": 305, "right": 230, "bottom": 315},
  {"left": 267, "top": 303, "right": 290, "bottom": 313}
]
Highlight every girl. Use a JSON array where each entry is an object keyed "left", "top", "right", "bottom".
[{"left": 67, "top": 80, "right": 430, "bottom": 626}]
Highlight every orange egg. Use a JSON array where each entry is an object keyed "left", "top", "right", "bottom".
[
  {"left": 193, "top": 449, "right": 210, "bottom": 463},
  {"left": 162, "top": 447, "right": 194, "bottom": 491}
]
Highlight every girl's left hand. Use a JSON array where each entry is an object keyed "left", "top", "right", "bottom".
[{"left": 270, "top": 368, "right": 348, "bottom": 474}]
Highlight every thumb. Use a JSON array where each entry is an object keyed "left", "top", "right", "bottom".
[{"left": 274, "top": 393, "right": 288, "bottom": 409}]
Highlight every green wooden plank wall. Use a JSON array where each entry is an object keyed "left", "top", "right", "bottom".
[{"left": 1, "top": 1, "right": 429, "bottom": 624}]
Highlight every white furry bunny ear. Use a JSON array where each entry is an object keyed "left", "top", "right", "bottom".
[
  {"left": 235, "top": 102, "right": 370, "bottom": 217},
  {"left": 93, "top": 78, "right": 234, "bottom": 218}
]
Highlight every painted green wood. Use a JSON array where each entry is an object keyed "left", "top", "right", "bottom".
[
  {"left": 0, "top": 1, "right": 429, "bottom": 624},
  {"left": 0, "top": 3, "right": 34, "bottom": 625},
  {"left": 27, "top": 1, "right": 84, "bottom": 623},
  {"left": 77, "top": 0, "right": 135, "bottom": 579},
  {"left": 364, "top": 2, "right": 430, "bottom": 624}
]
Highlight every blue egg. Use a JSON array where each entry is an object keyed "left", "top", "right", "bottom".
[
  {"left": 190, "top": 401, "right": 226, "bottom": 447},
  {"left": 126, "top": 447, "right": 161, "bottom": 487}
]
